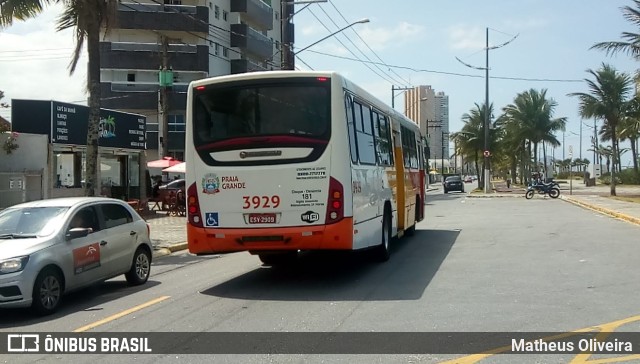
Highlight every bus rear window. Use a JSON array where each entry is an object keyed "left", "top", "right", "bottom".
[{"left": 193, "top": 78, "right": 331, "bottom": 148}]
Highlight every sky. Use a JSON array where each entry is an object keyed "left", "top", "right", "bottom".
[{"left": 0, "top": 0, "right": 638, "bottom": 165}]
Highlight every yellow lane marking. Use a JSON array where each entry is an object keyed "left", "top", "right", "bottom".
[
  {"left": 439, "top": 329, "right": 593, "bottom": 364},
  {"left": 73, "top": 296, "right": 170, "bottom": 332},
  {"left": 570, "top": 314, "right": 640, "bottom": 364},
  {"left": 571, "top": 355, "right": 640, "bottom": 364},
  {"left": 440, "top": 313, "right": 640, "bottom": 364}
]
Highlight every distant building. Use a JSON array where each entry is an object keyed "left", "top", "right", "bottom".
[
  {"left": 403, "top": 86, "right": 449, "bottom": 160},
  {"left": 99, "top": 0, "right": 287, "bottom": 161}
]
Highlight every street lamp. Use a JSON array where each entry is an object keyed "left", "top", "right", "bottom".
[
  {"left": 293, "top": 18, "right": 370, "bottom": 56},
  {"left": 456, "top": 28, "right": 518, "bottom": 193}
]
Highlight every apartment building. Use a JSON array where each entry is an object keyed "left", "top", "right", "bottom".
[
  {"left": 99, "top": 0, "right": 287, "bottom": 161},
  {"left": 403, "top": 86, "right": 449, "bottom": 161}
]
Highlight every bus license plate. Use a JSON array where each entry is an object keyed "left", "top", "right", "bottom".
[{"left": 247, "top": 213, "right": 277, "bottom": 224}]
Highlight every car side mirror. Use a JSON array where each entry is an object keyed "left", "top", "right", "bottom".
[{"left": 66, "top": 228, "right": 90, "bottom": 240}]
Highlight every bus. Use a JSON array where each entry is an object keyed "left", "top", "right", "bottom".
[{"left": 185, "top": 71, "right": 427, "bottom": 264}]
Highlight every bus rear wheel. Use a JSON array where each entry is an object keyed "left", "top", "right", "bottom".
[
  {"left": 373, "top": 211, "right": 392, "bottom": 262},
  {"left": 258, "top": 252, "right": 298, "bottom": 266}
]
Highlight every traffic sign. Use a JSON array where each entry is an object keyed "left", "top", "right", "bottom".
[{"left": 483, "top": 150, "right": 490, "bottom": 157}]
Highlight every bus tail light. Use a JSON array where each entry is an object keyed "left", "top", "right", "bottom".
[
  {"left": 187, "top": 182, "right": 203, "bottom": 227},
  {"left": 325, "top": 177, "right": 344, "bottom": 224}
]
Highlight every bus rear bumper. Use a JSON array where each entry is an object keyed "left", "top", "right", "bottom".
[{"left": 187, "top": 218, "right": 354, "bottom": 254}]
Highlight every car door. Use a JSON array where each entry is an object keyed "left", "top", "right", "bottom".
[
  {"left": 62, "top": 206, "right": 110, "bottom": 289},
  {"left": 97, "top": 203, "right": 138, "bottom": 276}
]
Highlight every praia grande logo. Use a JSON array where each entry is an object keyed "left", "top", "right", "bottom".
[
  {"left": 202, "top": 173, "right": 220, "bottom": 194},
  {"left": 99, "top": 115, "right": 116, "bottom": 138}
]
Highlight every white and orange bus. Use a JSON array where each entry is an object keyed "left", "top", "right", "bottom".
[{"left": 185, "top": 71, "right": 426, "bottom": 264}]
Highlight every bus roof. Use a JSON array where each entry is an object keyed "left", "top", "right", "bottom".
[{"left": 189, "top": 70, "right": 337, "bottom": 88}]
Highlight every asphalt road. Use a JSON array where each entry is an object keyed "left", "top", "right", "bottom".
[{"left": 2, "top": 186, "right": 639, "bottom": 363}]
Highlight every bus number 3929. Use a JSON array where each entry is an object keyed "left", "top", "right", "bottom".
[{"left": 242, "top": 195, "right": 281, "bottom": 209}]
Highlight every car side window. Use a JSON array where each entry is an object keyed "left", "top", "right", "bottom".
[
  {"left": 100, "top": 204, "right": 133, "bottom": 229},
  {"left": 68, "top": 207, "right": 100, "bottom": 233}
]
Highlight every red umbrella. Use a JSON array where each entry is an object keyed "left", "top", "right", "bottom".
[{"left": 147, "top": 156, "right": 183, "bottom": 168}]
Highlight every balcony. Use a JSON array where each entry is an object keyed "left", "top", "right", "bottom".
[
  {"left": 230, "top": 24, "right": 273, "bottom": 60},
  {"left": 117, "top": 3, "right": 208, "bottom": 33},
  {"left": 100, "top": 42, "right": 208, "bottom": 72},
  {"left": 230, "top": 0, "right": 273, "bottom": 31},
  {"left": 230, "top": 59, "right": 266, "bottom": 74},
  {"left": 100, "top": 82, "right": 188, "bottom": 110}
]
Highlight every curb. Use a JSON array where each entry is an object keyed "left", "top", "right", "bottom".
[
  {"left": 152, "top": 242, "right": 188, "bottom": 259},
  {"left": 561, "top": 196, "right": 640, "bottom": 227}
]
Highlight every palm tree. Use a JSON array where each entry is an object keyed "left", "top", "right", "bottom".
[
  {"left": 0, "top": 0, "right": 46, "bottom": 25},
  {"left": 453, "top": 103, "right": 492, "bottom": 188},
  {"left": 591, "top": 0, "right": 640, "bottom": 60},
  {"left": 569, "top": 64, "right": 632, "bottom": 196},
  {"left": 502, "top": 89, "right": 566, "bottom": 181},
  {"left": 494, "top": 113, "right": 524, "bottom": 184},
  {"left": 620, "top": 97, "right": 640, "bottom": 181},
  {"left": 0, "top": 90, "right": 9, "bottom": 108},
  {"left": 1, "top": 0, "right": 117, "bottom": 196}
]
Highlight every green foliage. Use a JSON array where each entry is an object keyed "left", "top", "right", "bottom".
[{"left": 617, "top": 168, "right": 640, "bottom": 184}]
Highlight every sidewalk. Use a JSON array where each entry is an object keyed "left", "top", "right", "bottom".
[{"left": 145, "top": 212, "right": 188, "bottom": 259}]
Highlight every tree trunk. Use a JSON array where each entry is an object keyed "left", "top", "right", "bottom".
[
  {"left": 616, "top": 139, "right": 622, "bottom": 174},
  {"left": 84, "top": 23, "right": 101, "bottom": 197},
  {"left": 610, "top": 126, "right": 617, "bottom": 197},
  {"left": 474, "top": 153, "right": 480, "bottom": 188},
  {"left": 542, "top": 141, "right": 548, "bottom": 180},
  {"left": 510, "top": 153, "right": 517, "bottom": 187},
  {"left": 630, "top": 137, "right": 639, "bottom": 182},
  {"left": 532, "top": 142, "right": 538, "bottom": 177}
]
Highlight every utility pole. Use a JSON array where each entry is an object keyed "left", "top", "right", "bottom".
[
  {"left": 158, "top": 36, "right": 171, "bottom": 159},
  {"left": 281, "top": 1, "right": 294, "bottom": 70},
  {"left": 391, "top": 85, "right": 414, "bottom": 109},
  {"left": 454, "top": 138, "right": 457, "bottom": 174},
  {"left": 441, "top": 131, "right": 448, "bottom": 176},
  {"left": 483, "top": 27, "right": 490, "bottom": 193}
]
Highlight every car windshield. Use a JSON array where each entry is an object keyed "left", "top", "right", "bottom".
[
  {"left": 0, "top": 207, "right": 69, "bottom": 238},
  {"left": 446, "top": 176, "right": 461, "bottom": 182}
]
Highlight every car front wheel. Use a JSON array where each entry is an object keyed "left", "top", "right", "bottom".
[
  {"left": 126, "top": 247, "right": 151, "bottom": 285},
  {"left": 32, "top": 268, "right": 63, "bottom": 315}
]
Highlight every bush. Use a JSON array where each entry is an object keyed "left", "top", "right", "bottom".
[
  {"left": 600, "top": 175, "right": 622, "bottom": 185},
  {"left": 555, "top": 172, "right": 583, "bottom": 180},
  {"left": 617, "top": 168, "right": 640, "bottom": 184}
]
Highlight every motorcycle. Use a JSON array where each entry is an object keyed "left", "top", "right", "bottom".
[{"left": 525, "top": 181, "right": 560, "bottom": 199}]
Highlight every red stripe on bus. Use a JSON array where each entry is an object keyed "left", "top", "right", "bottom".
[{"left": 196, "top": 136, "right": 328, "bottom": 151}]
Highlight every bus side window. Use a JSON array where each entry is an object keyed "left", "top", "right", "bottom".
[{"left": 345, "top": 95, "right": 358, "bottom": 163}]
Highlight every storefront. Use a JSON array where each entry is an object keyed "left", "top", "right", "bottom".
[{"left": 11, "top": 99, "right": 147, "bottom": 199}]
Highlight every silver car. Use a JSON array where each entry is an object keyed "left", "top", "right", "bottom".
[{"left": 0, "top": 197, "right": 153, "bottom": 315}]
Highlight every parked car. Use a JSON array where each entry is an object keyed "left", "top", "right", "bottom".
[
  {"left": 159, "top": 179, "right": 185, "bottom": 191},
  {"left": 464, "top": 176, "right": 473, "bottom": 183},
  {"left": 0, "top": 197, "right": 152, "bottom": 315},
  {"left": 444, "top": 175, "right": 465, "bottom": 193}
]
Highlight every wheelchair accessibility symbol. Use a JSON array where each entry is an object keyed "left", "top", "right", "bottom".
[{"left": 205, "top": 212, "right": 219, "bottom": 227}]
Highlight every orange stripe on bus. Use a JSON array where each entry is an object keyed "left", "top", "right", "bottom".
[{"left": 187, "top": 217, "right": 354, "bottom": 254}]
